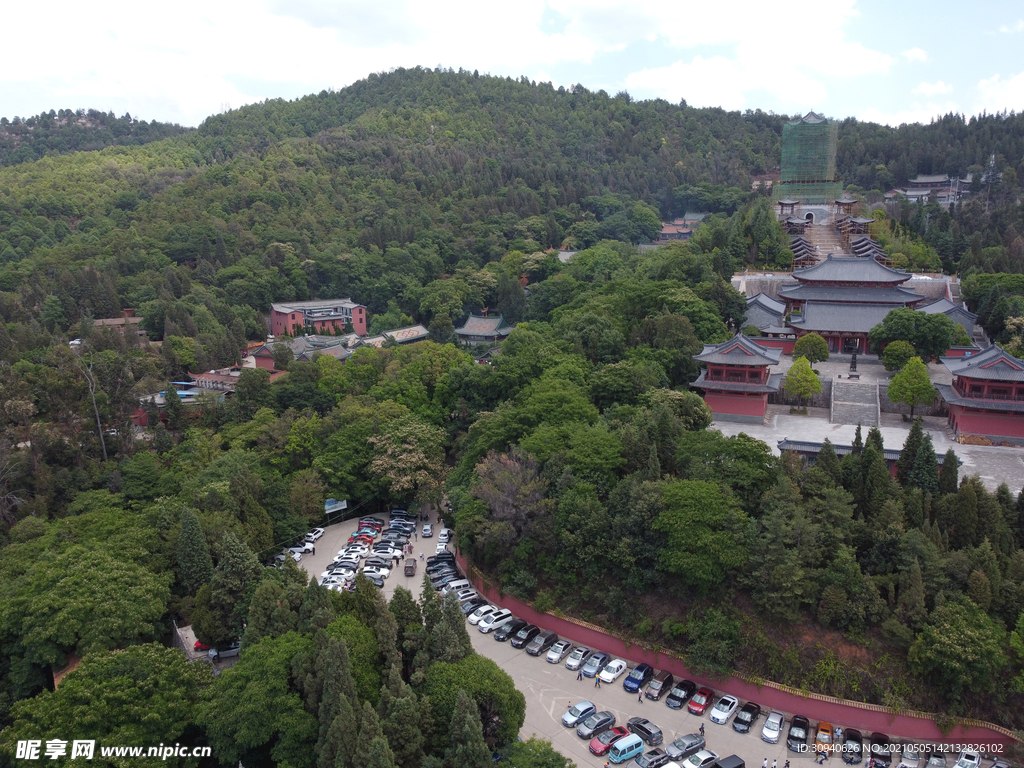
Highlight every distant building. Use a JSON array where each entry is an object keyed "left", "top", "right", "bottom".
[
  {"left": 455, "top": 315, "right": 514, "bottom": 344},
  {"left": 250, "top": 335, "right": 352, "bottom": 369},
  {"left": 691, "top": 333, "right": 783, "bottom": 422},
  {"left": 657, "top": 220, "right": 693, "bottom": 242},
  {"left": 356, "top": 324, "right": 430, "bottom": 348},
  {"left": 936, "top": 345, "right": 1024, "bottom": 445},
  {"left": 916, "top": 297, "right": 978, "bottom": 338},
  {"left": 93, "top": 310, "right": 147, "bottom": 341},
  {"left": 270, "top": 299, "right": 367, "bottom": 337},
  {"left": 773, "top": 112, "right": 842, "bottom": 205},
  {"left": 744, "top": 293, "right": 786, "bottom": 331}
]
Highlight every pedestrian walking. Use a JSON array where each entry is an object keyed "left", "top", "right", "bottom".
[
  {"left": 419, "top": 552, "right": 424, "bottom": 560},
  {"left": 595, "top": 676, "right": 601, "bottom": 688},
  {"left": 785, "top": 760, "right": 790, "bottom": 768},
  {"left": 773, "top": 760, "right": 778, "bottom": 768},
  {"left": 700, "top": 723, "right": 705, "bottom": 737},
  {"left": 638, "top": 690, "right": 643, "bottom": 703},
  {"left": 577, "top": 669, "right": 583, "bottom": 681},
  {"left": 762, "top": 759, "right": 768, "bottom": 768},
  {"left": 414, "top": 531, "right": 418, "bottom": 541}
]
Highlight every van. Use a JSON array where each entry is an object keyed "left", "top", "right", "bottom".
[
  {"left": 645, "top": 670, "right": 674, "bottom": 701},
  {"left": 525, "top": 629, "right": 559, "bottom": 656},
  {"left": 609, "top": 735, "right": 645, "bottom": 764},
  {"left": 441, "top": 579, "right": 471, "bottom": 595},
  {"left": 715, "top": 757, "right": 745, "bottom": 768},
  {"left": 404, "top": 559, "right": 417, "bottom": 576}
]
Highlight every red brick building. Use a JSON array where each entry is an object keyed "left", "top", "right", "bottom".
[
  {"left": 270, "top": 299, "right": 367, "bottom": 337},
  {"left": 691, "top": 334, "right": 783, "bottom": 422},
  {"left": 936, "top": 346, "right": 1024, "bottom": 445}
]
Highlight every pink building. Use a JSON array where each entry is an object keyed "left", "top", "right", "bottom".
[
  {"left": 270, "top": 299, "right": 366, "bottom": 337},
  {"left": 691, "top": 334, "right": 783, "bottom": 423}
]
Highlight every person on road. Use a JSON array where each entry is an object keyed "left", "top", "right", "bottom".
[
  {"left": 594, "top": 676, "right": 601, "bottom": 688},
  {"left": 577, "top": 669, "right": 583, "bottom": 681},
  {"left": 419, "top": 552, "right": 424, "bottom": 560},
  {"left": 700, "top": 723, "right": 705, "bottom": 737},
  {"left": 762, "top": 759, "right": 768, "bottom": 768},
  {"left": 773, "top": 760, "right": 777, "bottom": 768},
  {"left": 638, "top": 690, "right": 643, "bottom": 703},
  {"left": 785, "top": 761, "right": 790, "bottom": 768}
]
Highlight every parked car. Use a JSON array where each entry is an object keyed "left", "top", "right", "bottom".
[
  {"left": 340, "top": 544, "right": 368, "bottom": 557},
  {"left": 526, "top": 629, "right": 559, "bottom": 656},
  {"left": 493, "top": 618, "right": 528, "bottom": 641},
  {"left": 306, "top": 528, "right": 325, "bottom": 542},
  {"left": 681, "top": 750, "right": 719, "bottom": 768},
  {"left": 361, "top": 566, "right": 390, "bottom": 580},
  {"left": 380, "top": 533, "right": 410, "bottom": 544},
  {"left": 635, "top": 749, "right": 671, "bottom": 768},
  {"left": 761, "top": 711, "right": 785, "bottom": 744},
  {"left": 815, "top": 722, "right": 834, "bottom": 755},
  {"left": 842, "top": 729, "right": 864, "bottom": 765},
  {"left": 581, "top": 651, "right": 612, "bottom": 678},
  {"left": 562, "top": 701, "right": 597, "bottom": 728},
  {"left": 290, "top": 540, "right": 315, "bottom": 555},
  {"left": 546, "top": 639, "right": 573, "bottom": 663},
  {"left": 421, "top": 524, "right": 434, "bottom": 537},
  {"left": 467, "top": 605, "right": 498, "bottom": 625},
  {"left": 952, "top": 752, "right": 979, "bottom": 768},
  {"left": 364, "top": 574, "right": 385, "bottom": 588},
  {"left": 687, "top": 687, "right": 714, "bottom": 716},
  {"left": 363, "top": 557, "right": 390, "bottom": 569},
  {"left": 898, "top": 745, "right": 923, "bottom": 768},
  {"left": 208, "top": 642, "right": 241, "bottom": 661},
  {"left": 454, "top": 588, "right": 479, "bottom": 602},
  {"left": 869, "top": 734, "right": 893, "bottom": 768},
  {"left": 609, "top": 735, "right": 646, "bottom": 765},
  {"left": 435, "top": 543, "right": 449, "bottom": 554},
  {"left": 732, "top": 702, "right": 761, "bottom": 733},
  {"left": 577, "top": 710, "right": 616, "bottom": 739},
  {"left": 666, "top": 734, "right": 706, "bottom": 761},
  {"left": 565, "top": 645, "right": 593, "bottom": 671},
  {"left": 374, "top": 546, "right": 403, "bottom": 560},
  {"left": 438, "top": 528, "right": 452, "bottom": 543},
  {"left": 709, "top": 695, "right": 739, "bottom": 725},
  {"left": 599, "top": 659, "right": 629, "bottom": 683},
  {"left": 665, "top": 679, "right": 696, "bottom": 709},
  {"left": 510, "top": 624, "right": 540, "bottom": 649},
  {"left": 478, "top": 609, "right": 513, "bottom": 633},
  {"left": 623, "top": 663, "right": 654, "bottom": 693},
  {"left": 460, "top": 598, "right": 488, "bottom": 615},
  {"left": 787, "top": 716, "right": 810, "bottom": 753},
  {"left": 193, "top": 640, "right": 211, "bottom": 651},
  {"left": 591, "top": 726, "right": 631, "bottom": 756},
  {"left": 922, "top": 748, "right": 945, "bottom": 768},
  {"left": 627, "top": 717, "right": 664, "bottom": 746},
  {"left": 645, "top": 670, "right": 674, "bottom": 701}
]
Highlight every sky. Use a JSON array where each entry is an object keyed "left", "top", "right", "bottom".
[{"left": 2, "top": 0, "right": 1023, "bottom": 129}]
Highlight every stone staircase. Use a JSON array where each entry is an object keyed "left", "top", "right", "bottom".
[
  {"left": 830, "top": 379, "right": 880, "bottom": 426},
  {"left": 804, "top": 225, "right": 848, "bottom": 257}
]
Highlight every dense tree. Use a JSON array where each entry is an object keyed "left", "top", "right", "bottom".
[
  {"left": 176, "top": 507, "right": 213, "bottom": 595},
  {"left": 882, "top": 339, "right": 916, "bottom": 371},
  {"left": 869, "top": 309, "right": 967, "bottom": 361},
  {"left": 444, "top": 689, "right": 491, "bottom": 768},
  {"left": 887, "top": 357, "right": 937, "bottom": 418},
  {"left": 784, "top": 356, "right": 821, "bottom": 409},
  {"left": 792, "top": 333, "right": 829, "bottom": 364}
]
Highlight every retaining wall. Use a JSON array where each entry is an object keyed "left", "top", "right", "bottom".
[{"left": 457, "top": 553, "right": 1017, "bottom": 747}]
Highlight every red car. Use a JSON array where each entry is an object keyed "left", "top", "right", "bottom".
[
  {"left": 193, "top": 640, "right": 211, "bottom": 651},
  {"left": 687, "top": 687, "right": 715, "bottom": 716},
  {"left": 590, "top": 726, "right": 630, "bottom": 756},
  {"left": 348, "top": 534, "right": 375, "bottom": 544}
]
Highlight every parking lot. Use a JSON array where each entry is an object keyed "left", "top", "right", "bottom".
[{"left": 299, "top": 515, "right": 1011, "bottom": 768}]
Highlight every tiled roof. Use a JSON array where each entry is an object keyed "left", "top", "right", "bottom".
[
  {"left": 692, "top": 370, "right": 783, "bottom": 393},
  {"left": 456, "top": 315, "right": 514, "bottom": 337},
  {"left": 778, "top": 438, "right": 959, "bottom": 465},
  {"left": 272, "top": 298, "right": 362, "bottom": 312},
  {"left": 693, "top": 333, "right": 783, "bottom": 366},
  {"left": 779, "top": 284, "right": 923, "bottom": 304},
  {"left": 918, "top": 297, "right": 978, "bottom": 321},
  {"left": 936, "top": 383, "right": 1024, "bottom": 412},
  {"left": 793, "top": 254, "right": 909, "bottom": 284},
  {"left": 746, "top": 293, "right": 786, "bottom": 315},
  {"left": 788, "top": 302, "right": 903, "bottom": 333},
  {"left": 942, "top": 345, "right": 1024, "bottom": 381},
  {"left": 358, "top": 325, "right": 430, "bottom": 347}
]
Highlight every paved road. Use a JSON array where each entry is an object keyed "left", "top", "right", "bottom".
[{"left": 300, "top": 517, "right": 1011, "bottom": 768}]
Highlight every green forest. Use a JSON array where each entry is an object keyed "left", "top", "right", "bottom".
[{"left": 3, "top": 67, "right": 1024, "bottom": 755}]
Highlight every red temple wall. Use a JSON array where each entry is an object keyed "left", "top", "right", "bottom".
[
  {"left": 703, "top": 392, "right": 767, "bottom": 418},
  {"left": 949, "top": 405, "right": 1024, "bottom": 440}
]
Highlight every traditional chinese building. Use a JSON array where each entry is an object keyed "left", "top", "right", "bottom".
[
  {"left": 455, "top": 315, "right": 515, "bottom": 344},
  {"left": 691, "top": 333, "right": 783, "bottom": 422},
  {"left": 781, "top": 255, "right": 925, "bottom": 353},
  {"left": 936, "top": 346, "right": 1024, "bottom": 445}
]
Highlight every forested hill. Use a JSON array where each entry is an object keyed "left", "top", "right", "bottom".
[{"left": 0, "top": 109, "right": 191, "bottom": 166}]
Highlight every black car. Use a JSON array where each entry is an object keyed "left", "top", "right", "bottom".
[
  {"left": 635, "top": 749, "right": 671, "bottom": 768},
  {"left": 665, "top": 679, "right": 697, "bottom": 709},
  {"left": 841, "top": 729, "right": 863, "bottom": 765},
  {"left": 645, "top": 670, "right": 674, "bottom": 701},
  {"left": 510, "top": 624, "right": 540, "bottom": 649},
  {"left": 493, "top": 618, "right": 528, "bottom": 642},
  {"left": 787, "top": 716, "right": 810, "bottom": 753},
  {"left": 627, "top": 717, "right": 663, "bottom": 746},
  {"left": 427, "top": 554, "right": 455, "bottom": 566},
  {"left": 460, "top": 598, "right": 488, "bottom": 615},
  {"left": 576, "top": 711, "right": 616, "bottom": 739},
  {"left": 868, "top": 733, "right": 892, "bottom": 768},
  {"left": 365, "top": 575, "right": 385, "bottom": 588},
  {"left": 732, "top": 702, "right": 761, "bottom": 733}
]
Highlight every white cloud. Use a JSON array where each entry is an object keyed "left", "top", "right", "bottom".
[
  {"left": 902, "top": 47, "right": 928, "bottom": 62},
  {"left": 913, "top": 81, "right": 952, "bottom": 96},
  {"left": 859, "top": 103, "right": 959, "bottom": 127},
  {"left": 976, "top": 71, "right": 1024, "bottom": 111},
  {"left": 999, "top": 19, "right": 1024, "bottom": 32}
]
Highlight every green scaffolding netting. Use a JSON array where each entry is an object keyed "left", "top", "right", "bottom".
[{"left": 773, "top": 112, "right": 840, "bottom": 204}]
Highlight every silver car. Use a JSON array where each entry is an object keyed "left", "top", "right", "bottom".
[
  {"left": 564, "top": 645, "right": 592, "bottom": 670},
  {"left": 762, "top": 711, "right": 784, "bottom": 743},
  {"left": 546, "top": 639, "right": 573, "bottom": 663}
]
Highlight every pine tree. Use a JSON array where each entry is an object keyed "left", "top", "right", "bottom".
[
  {"left": 896, "top": 417, "right": 924, "bottom": 485},
  {"left": 154, "top": 423, "right": 173, "bottom": 454},
  {"left": 164, "top": 384, "right": 184, "bottom": 430},
  {"left": 815, "top": 439, "right": 842, "bottom": 486},
  {"left": 444, "top": 690, "right": 491, "bottom": 768},
  {"left": 861, "top": 444, "right": 894, "bottom": 518},
  {"left": 380, "top": 667, "right": 426, "bottom": 768},
  {"left": 319, "top": 697, "right": 358, "bottom": 768},
  {"left": 375, "top": 591, "right": 402, "bottom": 674},
  {"left": 209, "top": 531, "right": 263, "bottom": 640},
  {"left": 866, "top": 426, "right": 885, "bottom": 454},
  {"left": 852, "top": 424, "right": 864, "bottom": 455},
  {"left": 904, "top": 487, "right": 924, "bottom": 528},
  {"left": 938, "top": 448, "right": 959, "bottom": 494},
  {"left": 365, "top": 738, "right": 397, "bottom": 768},
  {"left": 354, "top": 702, "right": 385, "bottom": 768},
  {"left": 420, "top": 573, "right": 443, "bottom": 636},
  {"left": 908, "top": 433, "right": 939, "bottom": 496},
  {"left": 176, "top": 507, "right": 213, "bottom": 595},
  {"left": 299, "top": 579, "right": 337, "bottom": 635},
  {"left": 897, "top": 559, "right": 927, "bottom": 629}
]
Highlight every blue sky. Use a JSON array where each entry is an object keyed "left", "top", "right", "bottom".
[{"left": 2, "top": 0, "right": 1022, "bottom": 128}]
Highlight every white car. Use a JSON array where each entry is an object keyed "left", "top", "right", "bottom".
[
  {"left": 435, "top": 543, "right": 449, "bottom": 554},
  {"left": 280, "top": 549, "right": 301, "bottom": 562},
  {"left": 340, "top": 545, "right": 369, "bottom": 557},
  {"left": 761, "top": 711, "right": 784, "bottom": 743},
  {"left": 332, "top": 554, "right": 361, "bottom": 565},
  {"left": 899, "top": 747, "right": 923, "bottom": 768},
  {"left": 546, "top": 639, "right": 573, "bottom": 663},
  {"left": 565, "top": 646, "right": 592, "bottom": 671},
  {"left": 598, "top": 659, "right": 628, "bottom": 683},
  {"left": 321, "top": 567, "right": 355, "bottom": 579},
  {"left": 306, "top": 528, "right": 325, "bottom": 542},
  {"left": 953, "top": 753, "right": 980, "bottom": 768},
  {"left": 361, "top": 566, "right": 390, "bottom": 580},
  {"left": 438, "top": 528, "right": 452, "bottom": 544},
  {"left": 468, "top": 605, "right": 498, "bottom": 625},
  {"left": 320, "top": 575, "right": 347, "bottom": 587},
  {"left": 478, "top": 608, "right": 513, "bottom": 632},
  {"left": 454, "top": 588, "right": 479, "bottom": 602},
  {"left": 372, "top": 546, "right": 402, "bottom": 560},
  {"left": 290, "top": 541, "right": 315, "bottom": 555},
  {"left": 709, "top": 695, "right": 738, "bottom": 724}
]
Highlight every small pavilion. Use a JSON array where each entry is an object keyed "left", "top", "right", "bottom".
[
  {"left": 936, "top": 346, "right": 1024, "bottom": 445},
  {"left": 691, "top": 334, "right": 783, "bottom": 422}
]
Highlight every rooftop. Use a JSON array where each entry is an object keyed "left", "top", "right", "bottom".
[
  {"left": 793, "top": 254, "right": 910, "bottom": 284},
  {"left": 746, "top": 293, "right": 787, "bottom": 315},
  {"left": 693, "top": 333, "right": 783, "bottom": 367},
  {"left": 917, "top": 297, "right": 978, "bottom": 321},
  {"left": 779, "top": 284, "right": 923, "bottom": 304},
  {"left": 692, "top": 370, "right": 784, "bottom": 394},
  {"left": 935, "top": 383, "right": 1024, "bottom": 413},
  {"left": 778, "top": 438, "right": 959, "bottom": 465},
  {"left": 788, "top": 302, "right": 904, "bottom": 333},
  {"left": 942, "top": 345, "right": 1024, "bottom": 382},
  {"left": 456, "top": 314, "right": 514, "bottom": 337},
  {"left": 272, "top": 298, "right": 363, "bottom": 312}
]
